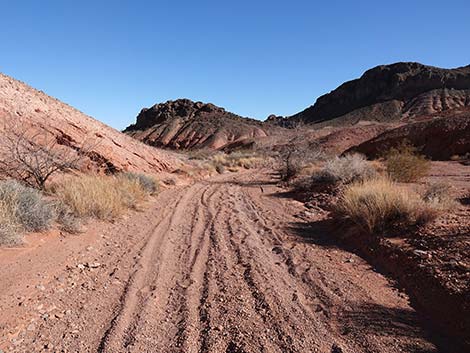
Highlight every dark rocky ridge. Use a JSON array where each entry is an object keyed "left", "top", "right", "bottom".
[
  {"left": 124, "top": 99, "right": 277, "bottom": 150},
  {"left": 288, "top": 62, "right": 470, "bottom": 124}
]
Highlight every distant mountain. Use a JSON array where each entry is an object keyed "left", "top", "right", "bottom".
[
  {"left": 287, "top": 62, "right": 470, "bottom": 125},
  {"left": 124, "top": 99, "right": 279, "bottom": 150}
]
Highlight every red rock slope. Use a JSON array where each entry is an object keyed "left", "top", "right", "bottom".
[{"left": 0, "top": 73, "right": 177, "bottom": 174}]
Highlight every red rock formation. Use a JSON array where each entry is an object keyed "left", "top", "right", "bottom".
[
  {"left": 0, "top": 73, "right": 177, "bottom": 174},
  {"left": 287, "top": 62, "right": 470, "bottom": 125},
  {"left": 124, "top": 99, "right": 275, "bottom": 150}
]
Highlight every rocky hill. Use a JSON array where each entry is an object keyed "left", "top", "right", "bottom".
[
  {"left": 288, "top": 62, "right": 470, "bottom": 125},
  {"left": 348, "top": 109, "right": 470, "bottom": 160},
  {"left": 124, "top": 99, "right": 277, "bottom": 149},
  {"left": 0, "top": 73, "right": 177, "bottom": 174}
]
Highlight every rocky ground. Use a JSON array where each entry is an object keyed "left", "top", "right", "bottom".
[{"left": 0, "top": 170, "right": 454, "bottom": 353}]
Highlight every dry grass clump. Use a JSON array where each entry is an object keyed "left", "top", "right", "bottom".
[
  {"left": 336, "top": 178, "right": 439, "bottom": 234},
  {"left": 385, "top": 142, "right": 430, "bottom": 182},
  {"left": 210, "top": 151, "right": 262, "bottom": 174},
  {"left": 0, "top": 180, "right": 55, "bottom": 245},
  {"left": 312, "top": 154, "right": 375, "bottom": 185},
  {"left": 50, "top": 174, "right": 152, "bottom": 220}
]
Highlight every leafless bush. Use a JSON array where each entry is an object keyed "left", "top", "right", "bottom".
[
  {"left": 0, "top": 121, "right": 96, "bottom": 189},
  {"left": 278, "top": 142, "right": 324, "bottom": 181}
]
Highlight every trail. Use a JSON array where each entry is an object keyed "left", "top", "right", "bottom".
[{"left": 0, "top": 171, "right": 440, "bottom": 353}]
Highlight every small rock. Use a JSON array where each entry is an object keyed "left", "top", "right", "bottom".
[
  {"left": 27, "top": 323, "right": 36, "bottom": 331},
  {"left": 36, "top": 284, "right": 46, "bottom": 291}
]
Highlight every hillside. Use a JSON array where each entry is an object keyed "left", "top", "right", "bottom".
[
  {"left": 124, "top": 99, "right": 278, "bottom": 150},
  {"left": 287, "top": 62, "right": 470, "bottom": 125},
  {"left": 0, "top": 73, "right": 177, "bottom": 174},
  {"left": 348, "top": 109, "right": 470, "bottom": 160}
]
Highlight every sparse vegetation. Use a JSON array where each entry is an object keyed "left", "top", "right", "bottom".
[
  {"left": 0, "top": 121, "right": 96, "bottom": 190},
  {"left": 335, "top": 178, "right": 439, "bottom": 234},
  {"left": 50, "top": 174, "right": 153, "bottom": 221},
  {"left": 206, "top": 151, "right": 262, "bottom": 174},
  {"left": 385, "top": 141, "right": 430, "bottom": 182},
  {"left": 278, "top": 144, "right": 324, "bottom": 182},
  {"left": 0, "top": 180, "right": 55, "bottom": 245},
  {"left": 422, "top": 182, "right": 457, "bottom": 210},
  {"left": 312, "top": 154, "right": 375, "bottom": 185},
  {"left": 120, "top": 172, "right": 159, "bottom": 195}
]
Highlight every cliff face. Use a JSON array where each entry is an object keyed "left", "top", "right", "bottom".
[
  {"left": 288, "top": 62, "right": 470, "bottom": 124},
  {"left": 124, "top": 99, "right": 274, "bottom": 150},
  {"left": 0, "top": 73, "right": 177, "bottom": 174}
]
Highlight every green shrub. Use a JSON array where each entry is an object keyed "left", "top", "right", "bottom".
[{"left": 385, "top": 142, "right": 430, "bottom": 182}]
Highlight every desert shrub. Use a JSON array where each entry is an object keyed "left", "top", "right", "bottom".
[
  {"left": 312, "top": 154, "right": 375, "bottom": 185},
  {"left": 50, "top": 175, "right": 150, "bottom": 220},
  {"left": 0, "top": 180, "right": 55, "bottom": 244},
  {"left": 385, "top": 142, "right": 430, "bottom": 182},
  {"left": 119, "top": 172, "right": 159, "bottom": 195},
  {"left": 336, "top": 178, "right": 438, "bottom": 234},
  {"left": 0, "top": 180, "right": 55, "bottom": 232},
  {"left": 52, "top": 201, "right": 82, "bottom": 234},
  {"left": 215, "top": 163, "right": 225, "bottom": 174},
  {"left": 208, "top": 151, "right": 261, "bottom": 173},
  {"left": 278, "top": 145, "right": 324, "bottom": 182},
  {"left": 0, "top": 201, "right": 22, "bottom": 245},
  {"left": 422, "top": 182, "right": 456, "bottom": 210}
]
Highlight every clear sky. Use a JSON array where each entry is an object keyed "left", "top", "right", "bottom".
[{"left": 1, "top": 0, "right": 469, "bottom": 129}]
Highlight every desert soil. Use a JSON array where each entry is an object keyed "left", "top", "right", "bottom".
[{"left": 0, "top": 171, "right": 443, "bottom": 353}]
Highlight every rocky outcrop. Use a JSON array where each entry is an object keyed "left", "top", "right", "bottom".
[
  {"left": 288, "top": 62, "right": 470, "bottom": 125},
  {"left": 347, "top": 110, "right": 470, "bottom": 160},
  {"left": 124, "top": 99, "right": 275, "bottom": 149},
  {"left": 0, "top": 73, "right": 177, "bottom": 174}
]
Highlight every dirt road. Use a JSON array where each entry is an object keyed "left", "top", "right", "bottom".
[{"left": 0, "top": 171, "right": 441, "bottom": 352}]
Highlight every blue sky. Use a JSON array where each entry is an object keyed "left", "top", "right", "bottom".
[{"left": 1, "top": 0, "right": 469, "bottom": 129}]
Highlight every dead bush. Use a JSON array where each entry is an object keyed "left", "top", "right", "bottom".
[
  {"left": 0, "top": 121, "right": 96, "bottom": 189},
  {"left": 336, "top": 178, "right": 439, "bottom": 234},
  {"left": 278, "top": 144, "right": 324, "bottom": 182},
  {"left": 385, "top": 142, "right": 430, "bottom": 183}
]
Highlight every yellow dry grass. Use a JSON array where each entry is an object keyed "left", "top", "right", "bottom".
[
  {"left": 336, "top": 177, "right": 439, "bottom": 233},
  {"left": 50, "top": 174, "right": 149, "bottom": 220}
]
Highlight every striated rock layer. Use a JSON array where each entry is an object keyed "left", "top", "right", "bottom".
[
  {"left": 288, "top": 62, "right": 470, "bottom": 125},
  {"left": 124, "top": 99, "right": 274, "bottom": 150},
  {"left": 0, "top": 73, "right": 177, "bottom": 174}
]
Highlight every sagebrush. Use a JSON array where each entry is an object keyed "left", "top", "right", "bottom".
[
  {"left": 0, "top": 180, "right": 55, "bottom": 244},
  {"left": 312, "top": 154, "right": 375, "bottom": 185}
]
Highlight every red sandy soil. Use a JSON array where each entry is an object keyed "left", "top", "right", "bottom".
[{"left": 0, "top": 171, "right": 445, "bottom": 353}]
